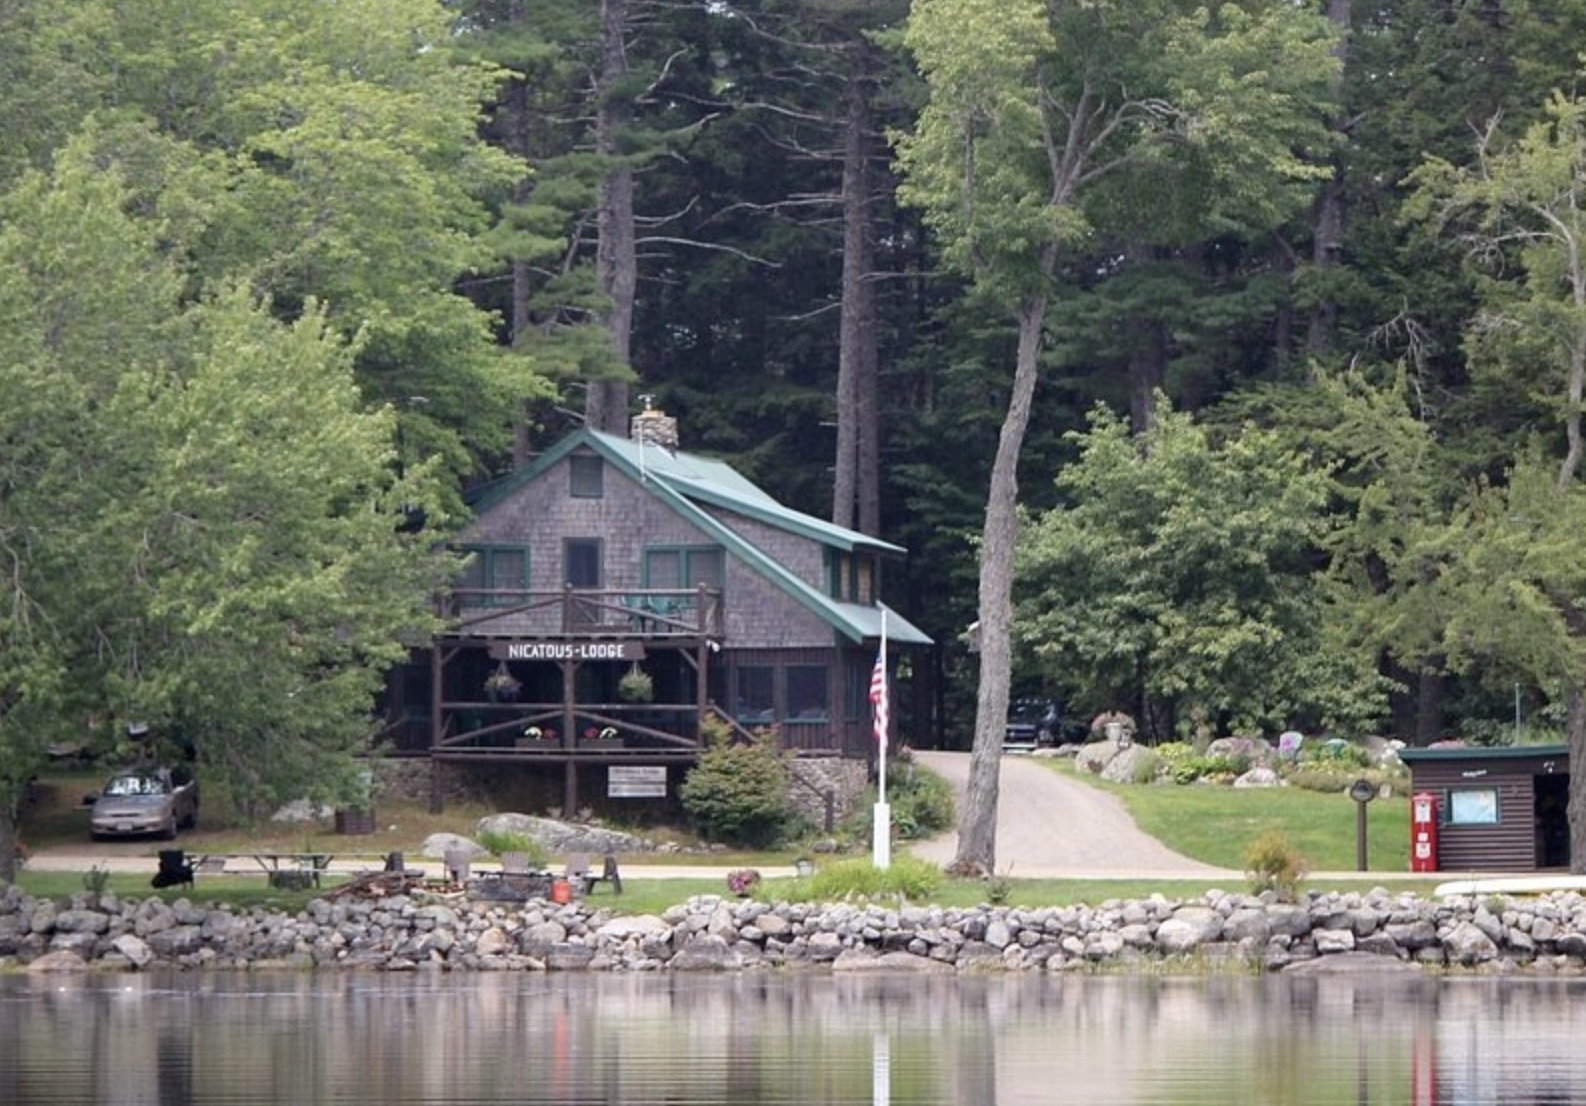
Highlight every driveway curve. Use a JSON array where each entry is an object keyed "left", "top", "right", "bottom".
[{"left": 906, "top": 750, "right": 1236, "bottom": 879}]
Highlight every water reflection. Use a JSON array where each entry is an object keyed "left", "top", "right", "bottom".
[{"left": 3, "top": 970, "right": 1585, "bottom": 1104}]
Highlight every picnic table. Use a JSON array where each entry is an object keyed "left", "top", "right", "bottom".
[{"left": 188, "top": 852, "right": 337, "bottom": 889}]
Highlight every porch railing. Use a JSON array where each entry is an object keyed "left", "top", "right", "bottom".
[{"left": 439, "top": 585, "right": 724, "bottom": 640}]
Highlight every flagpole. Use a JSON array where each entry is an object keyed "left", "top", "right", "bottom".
[{"left": 873, "top": 608, "right": 890, "bottom": 870}]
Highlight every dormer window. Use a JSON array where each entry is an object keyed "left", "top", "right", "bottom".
[{"left": 569, "top": 454, "right": 604, "bottom": 498}]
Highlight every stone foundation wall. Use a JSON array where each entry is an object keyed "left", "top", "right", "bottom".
[
  {"left": 10, "top": 884, "right": 1586, "bottom": 975},
  {"left": 787, "top": 758, "right": 869, "bottom": 832},
  {"left": 372, "top": 754, "right": 868, "bottom": 833}
]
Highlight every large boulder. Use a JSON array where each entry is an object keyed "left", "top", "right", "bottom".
[
  {"left": 420, "top": 832, "right": 484, "bottom": 860},
  {"left": 1206, "top": 736, "right": 1276, "bottom": 769},
  {"left": 473, "top": 814, "right": 651, "bottom": 856},
  {"left": 1100, "top": 745, "right": 1156, "bottom": 785}
]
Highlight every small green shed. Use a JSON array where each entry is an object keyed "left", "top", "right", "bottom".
[{"left": 1399, "top": 745, "right": 1570, "bottom": 872}]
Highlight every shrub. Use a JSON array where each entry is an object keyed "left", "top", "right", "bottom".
[
  {"left": 1128, "top": 749, "right": 1162, "bottom": 785},
  {"left": 883, "top": 760, "right": 955, "bottom": 840},
  {"left": 805, "top": 855, "right": 942, "bottom": 901},
  {"left": 1244, "top": 828, "right": 1309, "bottom": 899},
  {"left": 679, "top": 715, "right": 794, "bottom": 847},
  {"left": 1300, "top": 738, "right": 1369, "bottom": 769}
]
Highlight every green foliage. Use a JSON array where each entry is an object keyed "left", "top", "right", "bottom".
[
  {"left": 804, "top": 856, "right": 943, "bottom": 902},
  {"left": 81, "top": 864, "right": 111, "bottom": 899},
  {"left": 678, "top": 722, "right": 795, "bottom": 848},
  {"left": 1127, "top": 749, "right": 1163, "bottom": 786},
  {"left": 984, "top": 871, "right": 1014, "bottom": 905},
  {"left": 881, "top": 760, "right": 956, "bottom": 840},
  {"left": 0, "top": 136, "right": 460, "bottom": 826},
  {"left": 1243, "top": 829, "right": 1309, "bottom": 899},
  {"left": 1015, "top": 400, "right": 1362, "bottom": 735},
  {"left": 1298, "top": 739, "right": 1369, "bottom": 770},
  {"left": 475, "top": 830, "right": 547, "bottom": 867},
  {"left": 1282, "top": 767, "right": 1402, "bottom": 797}
]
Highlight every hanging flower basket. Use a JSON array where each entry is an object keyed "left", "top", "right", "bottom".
[
  {"left": 484, "top": 665, "right": 521, "bottom": 702},
  {"left": 618, "top": 664, "right": 653, "bottom": 703}
]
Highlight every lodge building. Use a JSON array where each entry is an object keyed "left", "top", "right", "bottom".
[{"left": 379, "top": 405, "right": 931, "bottom": 814}]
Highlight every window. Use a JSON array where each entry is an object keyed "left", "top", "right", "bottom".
[
  {"left": 784, "top": 665, "right": 829, "bottom": 722},
  {"left": 734, "top": 666, "right": 775, "bottom": 726},
  {"left": 569, "top": 454, "right": 604, "bottom": 498},
  {"left": 1447, "top": 788, "right": 1499, "bottom": 825},
  {"left": 457, "top": 545, "right": 529, "bottom": 605},
  {"left": 829, "top": 552, "right": 873, "bottom": 602},
  {"left": 644, "top": 546, "right": 724, "bottom": 589},
  {"left": 565, "top": 539, "right": 602, "bottom": 587}
]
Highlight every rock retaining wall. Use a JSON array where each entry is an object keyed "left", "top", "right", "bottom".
[{"left": 8, "top": 882, "right": 1586, "bottom": 975}]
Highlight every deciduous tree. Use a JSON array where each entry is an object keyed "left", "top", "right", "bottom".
[{"left": 894, "top": 0, "right": 1338, "bottom": 873}]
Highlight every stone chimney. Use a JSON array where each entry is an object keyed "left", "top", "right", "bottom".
[{"left": 630, "top": 395, "right": 678, "bottom": 451}]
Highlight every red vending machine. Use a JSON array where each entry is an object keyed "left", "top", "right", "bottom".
[{"left": 1410, "top": 791, "right": 1439, "bottom": 873}]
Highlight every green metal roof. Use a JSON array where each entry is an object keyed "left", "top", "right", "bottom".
[
  {"left": 1399, "top": 744, "right": 1568, "bottom": 762},
  {"left": 470, "top": 428, "right": 931, "bottom": 646}
]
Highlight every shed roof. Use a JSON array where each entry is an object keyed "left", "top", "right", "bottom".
[{"left": 1399, "top": 744, "right": 1568, "bottom": 763}]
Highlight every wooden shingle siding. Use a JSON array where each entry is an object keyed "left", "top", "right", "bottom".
[
  {"left": 463, "top": 455, "right": 841, "bottom": 649},
  {"left": 400, "top": 428, "right": 929, "bottom": 796}
]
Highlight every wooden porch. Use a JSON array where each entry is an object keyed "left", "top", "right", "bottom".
[
  {"left": 420, "top": 587, "right": 725, "bottom": 810},
  {"left": 441, "top": 584, "right": 725, "bottom": 643}
]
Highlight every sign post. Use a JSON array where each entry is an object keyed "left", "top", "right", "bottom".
[{"left": 1349, "top": 778, "right": 1376, "bottom": 872}]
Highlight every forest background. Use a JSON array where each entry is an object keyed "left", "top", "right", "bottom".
[{"left": 9, "top": 0, "right": 1586, "bottom": 874}]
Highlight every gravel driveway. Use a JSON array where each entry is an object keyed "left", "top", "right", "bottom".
[{"left": 906, "top": 749, "right": 1236, "bottom": 879}]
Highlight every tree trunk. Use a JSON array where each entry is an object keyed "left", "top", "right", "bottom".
[
  {"left": 954, "top": 292, "right": 1048, "bottom": 876},
  {"left": 1568, "top": 686, "right": 1586, "bottom": 874},
  {"left": 1305, "top": 0, "right": 1351, "bottom": 357},
  {"left": 1127, "top": 320, "right": 1167, "bottom": 436},
  {"left": 504, "top": 5, "right": 536, "bottom": 469},
  {"left": 1413, "top": 668, "right": 1446, "bottom": 746},
  {"left": 0, "top": 809, "right": 16, "bottom": 885},
  {"left": 833, "top": 50, "right": 881, "bottom": 535},
  {"left": 589, "top": 0, "right": 635, "bottom": 435}
]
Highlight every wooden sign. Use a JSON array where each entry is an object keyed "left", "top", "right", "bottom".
[
  {"left": 489, "top": 641, "right": 645, "bottom": 662},
  {"left": 608, "top": 766, "right": 667, "bottom": 799}
]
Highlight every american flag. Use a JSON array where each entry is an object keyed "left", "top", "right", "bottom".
[{"left": 869, "top": 653, "right": 888, "bottom": 747}]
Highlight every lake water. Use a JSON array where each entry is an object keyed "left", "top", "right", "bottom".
[{"left": 3, "top": 970, "right": 1584, "bottom": 1104}]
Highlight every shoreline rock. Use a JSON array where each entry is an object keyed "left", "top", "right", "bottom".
[{"left": 6, "top": 881, "right": 1586, "bottom": 975}]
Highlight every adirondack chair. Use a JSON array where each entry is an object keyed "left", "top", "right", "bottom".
[{"left": 565, "top": 852, "right": 622, "bottom": 895}]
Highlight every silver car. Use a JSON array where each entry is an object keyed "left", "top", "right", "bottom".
[{"left": 88, "top": 767, "right": 200, "bottom": 840}]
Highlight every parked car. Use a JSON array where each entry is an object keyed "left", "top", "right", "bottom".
[
  {"left": 87, "top": 766, "right": 199, "bottom": 840},
  {"left": 1003, "top": 698, "right": 1063, "bottom": 750}
]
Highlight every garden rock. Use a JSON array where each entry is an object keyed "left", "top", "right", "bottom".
[
  {"left": 420, "top": 832, "right": 483, "bottom": 859},
  {"left": 472, "top": 814, "right": 651, "bottom": 856},
  {"left": 1099, "top": 745, "right": 1155, "bottom": 785}
]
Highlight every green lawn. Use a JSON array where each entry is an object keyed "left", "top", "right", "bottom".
[
  {"left": 1050, "top": 760, "right": 1410, "bottom": 873},
  {"left": 15, "top": 760, "right": 1423, "bottom": 912}
]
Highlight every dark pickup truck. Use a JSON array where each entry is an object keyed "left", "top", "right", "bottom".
[{"left": 1003, "top": 698, "right": 1062, "bottom": 751}]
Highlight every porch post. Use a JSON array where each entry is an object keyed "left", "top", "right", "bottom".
[
  {"left": 562, "top": 657, "right": 579, "bottom": 812},
  {"left": 428, "top": 643, "right": 445, "bottom": 814}
]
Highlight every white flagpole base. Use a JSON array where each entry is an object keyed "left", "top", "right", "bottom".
[{"left": 872, "top": 801, "right": 891, "bottom": 870}]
